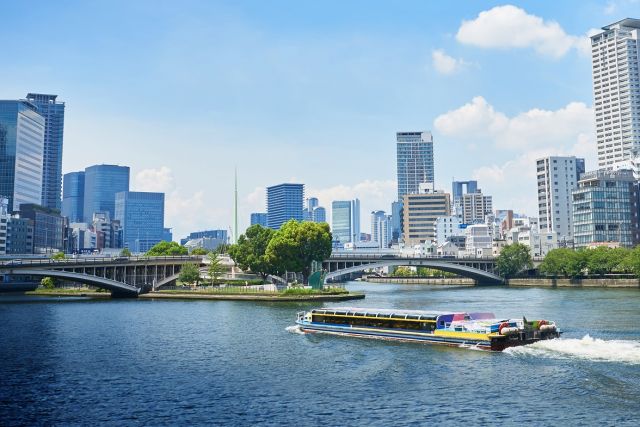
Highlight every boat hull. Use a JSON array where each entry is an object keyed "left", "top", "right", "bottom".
[{"left": 296, "top": 321, "right": 556, "bottom": 351}]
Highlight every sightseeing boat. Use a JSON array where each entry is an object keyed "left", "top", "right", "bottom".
[{"left": 295, "top": 307, "right": 560, "bottom": 351}]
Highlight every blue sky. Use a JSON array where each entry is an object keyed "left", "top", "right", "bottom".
[{"left": 1, "top": 1, "right": 638, "bottom": 239}]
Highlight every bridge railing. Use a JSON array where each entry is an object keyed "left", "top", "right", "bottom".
[
  {"left": 0, "top": 255, "right": 204, "bottom": 267},
  {"left": 328, "top": 253, "right": 497, "bottom": 261}
]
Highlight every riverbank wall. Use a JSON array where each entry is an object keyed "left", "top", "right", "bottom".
[
  {"left": 364, "top": 277, "right": 475, "bottom": 285},
  {"left": 508, "top": 278, "right": 640, "bottom": 288}
]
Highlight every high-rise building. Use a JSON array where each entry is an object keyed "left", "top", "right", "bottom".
[
  {"left": 461, "top": 190, "right": 493, "bottom": 225},
  {"left": 303, "top": 196, "right": 327, "bottom": 223},
  {"left": 391, "top": 200, "right": 402, "bottom": 242},
  {"left": 572, "top": 169, "right": 640, "bottom": 248},
  {"left": 83, "top": 164, "right": 130, "bottom": 222},
  {"left": 452, "top": 180, "right": 478, "bottom": 215},
  {"left": 266, "top": 183, "right": 304, "bottom": 229},
  {"left": 62, "top": 171, "right": 85, "bottom": 223},
  {"left": 402, "top": 190, "right": 451, "bottom": 246},
  {"left": 6, "top": 216, "right": 34, "bottom": 254},
  {"left": 396, "top": 131, "right": 434, "bottom": 200},
  {"left": 19, "top": 203, "right": 65, "bottom": 254},
  {"left": 590, "top": 19, "right": 640, "bottom": 168},
  {"left": 0, "top": 100, "right": 45, "bottom": 212},
  {"left": 312, "top": 206, "right": 326, "bottom": 223},
  {"left": 163, "top": 228, "right": 173, "bottom": 243},
  {"left": 115, "top": 191, "right": 164, "bottom": 253},
  {"left": 371, "top": 210, "right": 392, "bottom": 249},
  {"left": 26, "top": 93, "right": 65, "bottom": 210},
  {"left": 250, "top": 212, "right": 268, "bottom": 227},
  {"left": 331, "top": 199, "right": 360, "bottom": 244},
  {"left": 536, "top": 156, "right": 585, "bottom": 242}
]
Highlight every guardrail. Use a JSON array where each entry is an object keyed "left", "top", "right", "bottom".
[{"left": 0, "top": 255, "right": 204, "bottom": 267}]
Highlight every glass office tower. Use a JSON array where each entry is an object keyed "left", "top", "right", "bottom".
[
  {"left": 396, "top": 131, "right": 434, "bottom": 200},
  {"left": 266, "top": 183, "right": 304, "bottom": 229},
  {"left": 62, "top": 171, "right": 85, "bottom": 223},
  {"left": 83, "top": 164, "right": 130, "bottom": 222},
  {"left": 0, "top": 100, "right": 45, "bottom": 212},
  {"left": 26, "top": 93, "right": 65, "bottom": 210},
  {"left": 115, "top": 191, "right": 165, "bottom": 253}
]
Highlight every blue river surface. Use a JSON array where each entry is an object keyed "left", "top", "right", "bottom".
[{"left": 1, "top": 282, "right": 640, "bottom": 426}]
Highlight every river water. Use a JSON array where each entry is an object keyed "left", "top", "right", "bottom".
[{"left": 1, "top": 283, "right": 640, "bottom": 425}]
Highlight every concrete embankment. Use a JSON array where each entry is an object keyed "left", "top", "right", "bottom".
[
  {"left": 364, "top": 277, "right": 475, "bottom": 286},
  {"left": 139, "top": 292, "right": 366, "bottom": 301},
  {"left": 508, "top": 278, "right": 640, "bottom": 288}
]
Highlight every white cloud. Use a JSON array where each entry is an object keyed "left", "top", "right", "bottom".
[
  {"left": 434, "top": 96, "right": 594, "bottom": 150},
  {"left": 431, "top": 49, "right": 468, "bottom": 75},
  {"left": 433, "top": 97, "right": 596, "bottom": 216},
  {"left": 133, "top": 166, "right": 228, "bottom": 241},
  {"left": 456, "top": 5, "right": 593, "bottom": 58}
]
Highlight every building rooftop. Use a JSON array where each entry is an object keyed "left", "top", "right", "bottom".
[{"left": 602, "top": 18, "right": 640, "bottom": 31}]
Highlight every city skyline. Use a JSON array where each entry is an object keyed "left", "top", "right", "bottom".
[{"left": 2, "top": 2, "right": 638, "bottom": 239}]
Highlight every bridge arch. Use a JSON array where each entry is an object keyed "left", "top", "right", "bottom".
[
  {"left": 13, "top": 269, "right": 141, "bottom": 296},
  {"left": 323, "top": 260, "right": 504, "bottom": 285}
]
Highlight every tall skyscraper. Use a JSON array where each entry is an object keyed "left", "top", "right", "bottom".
[
  {"left": 83, "top": 164, "right": 130, "bottom": 222},
  {"left": 396, "top": 131, "right": 434, "bottom": 200},
  {"left": 62, "top": 171, "right": 85, "bottom": 223},
  {"left": 0, "top": 100, "right": 45, "bottom": 212},
  {"left": 331, "top": 199, "right": 360, "bottom": 244},
  {"left": 250, "top": 212, "right": 268, "bottom": 227},
  {"left": 26, "top": 93, "right": 65, "bottom": 210},
  {"left": 266, "top": 183, "right": 304, "bottom": 229},
  {"left": 536, "top": 156, "right": 585, "bottom": 241},
  {"left": 590, "top": 19, "right": 640, "bottom": 168},
  {"left": 115, "top": 191, "right": 165, "bottom": 253}
]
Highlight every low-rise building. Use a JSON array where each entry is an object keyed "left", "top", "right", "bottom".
[
  {"left": 402, "top": 186, "right": 451, "bottom": 246},
  {"left": 464, "top": 224, "right": 492, "bottom": 256}
]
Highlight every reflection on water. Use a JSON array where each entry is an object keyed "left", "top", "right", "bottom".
[{"left": 1, "top": 283, "right": 640, "bottom": 425}]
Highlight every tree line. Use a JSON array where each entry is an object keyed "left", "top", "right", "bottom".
[{"left": 538, "top": 246, "right": 640, "bottom": 278}]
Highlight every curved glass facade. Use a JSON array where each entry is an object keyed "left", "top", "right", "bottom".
[
  {"left": 0, "top": 100, "right": 45, "bottom": 212},
  {"left": 83, "top": 165, "right": 130, "bottom": 222}
]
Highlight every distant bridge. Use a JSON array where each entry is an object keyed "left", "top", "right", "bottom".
[
  {"left": 322, "top": 253, "right": 504, "bottom": 284},
  {"left": 0, "top": 256, "right": 205, "bottom": 297}
]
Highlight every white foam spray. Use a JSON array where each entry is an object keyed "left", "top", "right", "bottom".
[
  {"left": 505, "top": 335, "right": 640, "bottom": 365},
  {"left": 285, "top": 325, "right": 305, "bottom": 335}
]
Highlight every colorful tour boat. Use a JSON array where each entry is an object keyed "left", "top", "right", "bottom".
[{"left": 296, "top": 307, "right": 560, "bottom": 351}]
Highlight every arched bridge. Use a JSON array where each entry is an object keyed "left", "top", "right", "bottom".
[
  {"left": 0, "top": 256, "right": 206, "bottom": 297},
  {"left": 323, "top": 253, "right": 504, "bottom": 285}
]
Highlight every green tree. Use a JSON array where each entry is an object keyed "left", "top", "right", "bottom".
[
  {"left": 394, "top": 266, "right": 416, "bottom": 277},
  {"left": 621, "top": 246, "right": 640, "bottom": 276},
  {"left": 51, "top": 252, "right": 66, "bottom": 260},
  {"left": 585, "top": 246, "right": 626, "bottom": 276},
  {"left": 120, "top": 248, "right": 132, "bottom": 257},
  {"left": 179, "top": 263, "right": 201, "bottom": 287},
  {"left": 265, "top": 220, "right": 332, "bottom": 283},
  {"left": 41, "top": 277, "right": 55, "bottom": 289},
  {"left": 538, "top": 248, "right": 587, "bottom": 278},
  {"left": 190, "top": 247, "right": 209, "bottom": 255},
  {"left": 207, "top": 252, "right": 224, "bottom": 285},
  {"left": 228, "top": 224, "right": 276, "bottom": 279},
  {"left": 496, "top": 243, "right": 533, "bottom": 278},
  {"left": 146, "top": 241, "right": 188, "bottom": 256}
]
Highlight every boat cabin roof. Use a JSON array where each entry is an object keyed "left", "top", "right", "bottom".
[{"left": 311, "top": 307, "right": 496, "bottom": 322}]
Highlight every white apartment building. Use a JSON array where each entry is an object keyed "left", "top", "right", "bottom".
[
  {"left": 371, "top": 210, "right": 393, "bottom": 249},
  {"left": 590, "top": 19, "right": 640, "bottom": 168},
  {"left": 461, "top": 190, "right": 492, "bottom": 224},
  {"left": 536, "top": 156, "right": 584, "bottom": 241},
  {"left": 434, "top": 215, "right": 463, "bottom": 245}
]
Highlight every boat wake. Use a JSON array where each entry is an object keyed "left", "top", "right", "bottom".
[
  {"left": 505, "top": 335, "right": 640, "bottom": 364},
  {"left": 285, "top": 325, "right": 305, "bottom": 335}
]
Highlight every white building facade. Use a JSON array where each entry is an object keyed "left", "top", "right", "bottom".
[
  {"left": 590, "top": 19, "right": 640, "bottom": 168},
  {"left": 536, "top": 156, "right": 585, "bottom": 242}
]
